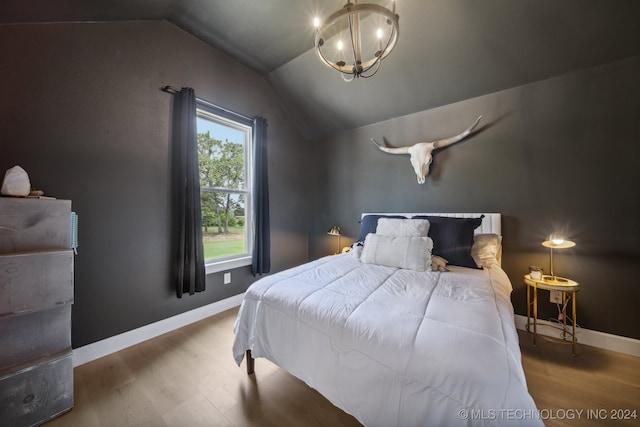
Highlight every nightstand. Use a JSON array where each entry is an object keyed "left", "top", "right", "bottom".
[{"left": 524, "top": 274, "right": 580, "bottom": 355}]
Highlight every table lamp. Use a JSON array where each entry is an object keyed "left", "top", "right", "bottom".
[
  {"left": 327, "top": 225, "right": 341, "bottom": 255},
  {"left": 541, "top": 234, "right": 575, "bottom": 282}
]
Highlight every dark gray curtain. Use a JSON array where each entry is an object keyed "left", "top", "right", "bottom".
[
  {"left": 252, "top": 117, "right": 270, "bottom": 276},
  {"left": 172, "top": 87, "right": 206, "bottom": 297}
]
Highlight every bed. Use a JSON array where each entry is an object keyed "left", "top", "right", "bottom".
[{"left": 233, "top": 213, "right": 542, "bottom": 426}]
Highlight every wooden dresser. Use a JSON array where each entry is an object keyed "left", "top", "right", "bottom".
[{"left": 0, "top": 198, "right": 75, "bottom": 426}]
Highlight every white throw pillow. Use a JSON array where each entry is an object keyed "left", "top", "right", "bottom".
[
  {"left": 471, "top": 234, "right": 502, "bottom": 268},
  {"left": 361, "top": 234, "right": 433, "bottom": 271},
  {"left": 376, "top": 218, "right": 430, "bottom": 237}
]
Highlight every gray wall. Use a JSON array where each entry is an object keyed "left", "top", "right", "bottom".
[
  {"left": 0, "top": 21, "right": 312, "bottom": 348},
  {"left": 310, "top": 55, "right": 640, "bottom": 340},
  {"left": 1, "top": 19, "right": 638, "bottom": 348}
]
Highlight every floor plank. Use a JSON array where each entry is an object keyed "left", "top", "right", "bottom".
[{"left": 44, "top": 307, "right": 639, "bottom": 427}]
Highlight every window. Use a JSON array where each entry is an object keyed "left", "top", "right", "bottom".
[{"left": 196, "top": 107, "right": 253, "bottom": 274}]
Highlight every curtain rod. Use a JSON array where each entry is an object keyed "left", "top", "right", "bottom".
[{"left": 161, "top": 85, "right": 254, "bottom": 123}]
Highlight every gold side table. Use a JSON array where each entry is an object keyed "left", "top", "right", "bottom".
[{"left": 524, "top": 274, "right": 580, "bottom": 355}]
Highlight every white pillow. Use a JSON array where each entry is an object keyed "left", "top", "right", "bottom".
[
  {"left": 361, "top": 234, "right": 433, "bottom": 271},
  {"left": 471, "top": 234, "right": 502, "bottom": 268},
  {"left": 376, "top": 218, "right": 430, "bottom": 237}
]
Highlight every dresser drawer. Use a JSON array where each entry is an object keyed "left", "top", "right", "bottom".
[
  {"left": 0, "top": 250, "right": 74, "bottom": 316},
  {"left": 0, "top": 198, "right": 71, "bottom": 254},
  {"left": 0, "top": 305, "right": 71, "bottom": 371},
  {"left": 0, "top": 351, "right": 74, "bottom": 427}
]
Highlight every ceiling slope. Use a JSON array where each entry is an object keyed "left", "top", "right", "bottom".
[
  {"left": 266, "top": 0, "right": 640, "bottom": 139},
  {"left": 2, "top": 0, "right": 640, "bottom": 139}
]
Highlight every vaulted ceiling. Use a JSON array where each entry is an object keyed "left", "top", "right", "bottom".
[{"left": 2, "top": 0, "right": 640, "bottom": 139}]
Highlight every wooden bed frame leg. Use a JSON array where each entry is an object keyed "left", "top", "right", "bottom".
[{"left": 246, "top": 350, "right": 255, "bottom": 375}]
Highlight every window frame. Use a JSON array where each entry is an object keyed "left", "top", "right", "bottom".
[{"left": 196, "top": 105, "right": 254, "bottom": 275}]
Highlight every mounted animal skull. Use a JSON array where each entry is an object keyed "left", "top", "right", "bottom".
[{"left": 371, "top": 116, "right": 482, "bottom": 184}]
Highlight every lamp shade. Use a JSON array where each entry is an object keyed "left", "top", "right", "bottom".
[
  {"left": 327, "top": 225, "right": 341, "bottom": 236},
  {"left": 542, "top": 236, "right": 575, "bottom": 249}
]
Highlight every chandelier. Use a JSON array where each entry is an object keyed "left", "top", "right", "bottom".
[{"left": 313, "top": 1, "right": 399, "bottom": 82}]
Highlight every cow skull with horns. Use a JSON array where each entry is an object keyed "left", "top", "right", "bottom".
[{"left": 371, "top": 116, "right": 482, "bottom": 184}]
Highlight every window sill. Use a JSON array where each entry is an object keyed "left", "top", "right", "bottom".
[{"left": 205, "top": 255, "right": 252, "bottom": 275}]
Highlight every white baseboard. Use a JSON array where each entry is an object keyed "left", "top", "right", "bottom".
[
  {"left": 73, "top": 293, "right": 245, "bottom": 367},
  {"left": 514, "top": 314, "right": 640, "bottom": 358}
]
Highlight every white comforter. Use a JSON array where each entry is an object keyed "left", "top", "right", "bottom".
[{"left": 233, "top": 254, "right": 543, "bottom": 427}]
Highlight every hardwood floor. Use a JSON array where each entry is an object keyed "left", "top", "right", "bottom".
[
  {"left": 519, "top": 328, "right": 640, "bottom": 427},
  {"left": 45, "top": 307, "right": 639, "bottom": 427}
]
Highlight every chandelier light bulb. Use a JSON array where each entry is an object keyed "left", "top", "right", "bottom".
[{"left": 313, "top": 17, "right": 320, "bottom": 28}]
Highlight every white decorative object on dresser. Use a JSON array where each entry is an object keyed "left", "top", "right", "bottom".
[{"left": 0, "top": 198, "right": 76, "bottom": 427}]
